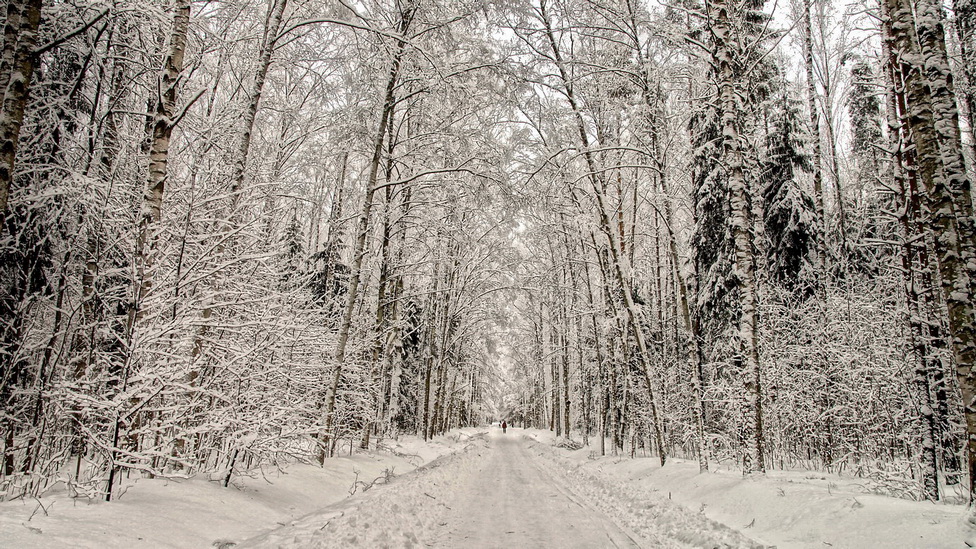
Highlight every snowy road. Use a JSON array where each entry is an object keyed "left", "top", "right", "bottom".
[
  {"left": 240, "top": 430, "right": 762, "bottom": 548},
  {"left": 430, "top": 433, "right": 640, "bottom": 548}
]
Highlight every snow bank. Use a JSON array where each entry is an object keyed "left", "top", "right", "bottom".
[
  {"left": 6, "top": 427, "right": 967, "bottom": 548},
  {"left": 520, "top": 433, "right": 763, "bottom": 548},
  {"left": 239, "top": 432, "right": 492, "bottom": 548},
  {"left": 533, "top": 431, "right": 971, "bottom": 548},
  {"left": 0, "top": 428, "right": 483, "bottom": 548}
]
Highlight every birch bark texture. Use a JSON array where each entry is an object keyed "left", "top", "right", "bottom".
[
  {"left": 706, "top": 0, "right": 766, "bottom": 475},
  {"left": 883, "top": 0, "right": 976, "bottom": 502},
  {"left": 0, "top": 0, "right": 44, "bottom": 234},
  {"left": 132, "top": 0, "right": 192, "bottom": 324}
]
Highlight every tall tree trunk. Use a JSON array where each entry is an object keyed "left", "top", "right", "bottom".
[
  {"left": 561, "top": 296, "right": 571, "bottom": 438},
  {"left": 621, "top": 0, "right": 708, "bottom": 467},
  {"left": 885, "top": 30, "right": 947, "bottom": 499},
  {"left": 382, "top": 185, "right": 412, "bottom": 439},
  {"left": 0, "top": 0, "right": 43, "bottom": 234},
  {"left": 802, "top": 0, "right": 829, "bottom": 276},
  {"left": 227, "top": 0, "right": 288, "bottom": 215},
  {"left": 823, "top": 105, "right": 849, "bottom": 260},
  {"left": 130, "top": 0, "right": 191, "bottom": 326},
  {"left": 884, "top": 0, "right": 976, "bottom": 502},
  {"left": 550, "top": 315, "right": 560, "bottom": 435},
  {"left": 660, "top": 201, "right": 709, "bottom": 472},
  {"left": 189, "top": 0, "right": 289, "bottom": 387},
  {"left": 582, "top": 256, "right": 607, "bottom": 455},
  {"left": 538, "top": 0, "right": 667, "bottom": 464},
  {"left": 646, "top": 95, "right": 709, "bottom": 471},
  {"left": 110, "top": 0, "right": 192, "bottom": 501},
  {"left": 320, "top": 1, "right": 417, "bottom": 458},
  {"left": 708, "top": 0, "right": 766, "bottom": 475},
  {"left": 419, "top": 262, "right": 440, "bottom": 441},
  {"left": 430, "top": 238, "right": 458, "bottom": 439},
  {"left": 362, "top": 105, "right": 401, "bottom": 450},
  {"left": 361, "top": 194, "right": 392, "bottom": 450},
  {"left": 950, "top": 0, "right": 976, "bottom": 164}
]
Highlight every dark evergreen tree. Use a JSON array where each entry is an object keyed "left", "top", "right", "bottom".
[
  {"left": 848, "top": 58, "right": 884, "bottom": 178},
  {"left": 761, "top": 79, "right": 817, "bottom": 294},
  {"left": 281, "top": 208, "right": 305, "bottom": 284},
  {"left": 690, "top": 106, "right": 737, "bottom": 344},
  {"left": 846, "top": 57, "right": 889, "bottom": 274},
  {"left": 688, "top": 0, "right": 776, "bottom": 349}
]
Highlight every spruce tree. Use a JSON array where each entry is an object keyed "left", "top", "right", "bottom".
[{"left": 761, "top": 79, "right": 817, "bottom": 294}]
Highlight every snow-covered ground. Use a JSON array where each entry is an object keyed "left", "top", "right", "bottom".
[
  {"left": 1, "top": 426, "right": 972, "bottom": 548},
  {"left": 0, "top": 429, "right": 482, "bottom": 548},
  {"left": 523, "top": 429, "right": 971, "bottom": 548},
  {"left": 240, "top": 428, "right": 758, "bottom": 548}
]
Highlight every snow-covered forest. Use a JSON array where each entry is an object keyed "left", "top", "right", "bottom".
[{"left": 1, "top": 0, "right": 976, "bottom": 532}]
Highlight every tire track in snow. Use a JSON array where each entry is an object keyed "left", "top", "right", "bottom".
[
  {"left": 523, "top": 436, "right": 769, "bottom": 548},
  {"left": 239, "top": 432, "right": 766, "bottom": 548},
  {"left": 429, "top": 432, "right": 641, "bottom": 548}
]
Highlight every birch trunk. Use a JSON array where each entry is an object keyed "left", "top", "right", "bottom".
[
  {"left": 708, "top": 0, "right": 766, "bottom": 474},
  {"left": 645, "top": 94, "right": 708, "bottom": 471},
  {"left": 621, "top": 0, "right": 709, "bottom": 467},
  {"left": 419, "top": 262, "right": 440, "bottom": 442},
  {"left": 884, "top": 28, "right": 944, "bottom": 499},
  {"left": 884, "top": 0, "right": 976, "bottom": 502},
  {"left": 430, "top": 238, "right": 458, "bottom": 438},
  {"left": 110, "top": 0, "right": 191, "bottom": 501},
  {"left": 131, "top": 0, "right": 191, "bottom": 324},
  {"left": 561, "top": 289, "right": 571, "bottom": 438},
  {"left": 0, "top": 0, "right": 43, "bottom": 234},
  {"left": 228, "top": 0, "right": 288, "bottom": 214},
  {"left": 802, "top": 0, "right": 829, "bottom": 275},
  {"left": 950, "top": 0, "right": 976, "bottom": 163},
  {"left": 361, "top": 192, "right": 392, "bottom": 450},
  {"left": 538, "top": 0, "right": 667, "bottom": 464},
  {"left": 383, "top": 186, "right": 412, "bottom": 439},
  {"left": 661, "top": 199, "right": 709, "bottom": 472},
  {"left": 551, "top": 319, "right": 561, "bottom": 436},
  {"left": 582, "top": 255, "right": 607, "bottom": 455}
]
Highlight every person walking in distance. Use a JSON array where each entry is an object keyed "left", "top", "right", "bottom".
[{"left": 501, "top": 420, "right": 507, "bottom": 434}]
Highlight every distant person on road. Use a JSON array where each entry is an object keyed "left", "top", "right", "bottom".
[{"left": 502, "top": 420, "right": 507, "bottom": 433}]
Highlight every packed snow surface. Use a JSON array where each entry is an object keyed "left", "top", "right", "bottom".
[
  {"left": 1, "top": 426, "right": 972, "bottom": 548},
  {"left": 241, "top": 429, "right": 760, "bottom": 548},
  {"left": 535, "top": 430, "right": 970, "bottom": 549}
]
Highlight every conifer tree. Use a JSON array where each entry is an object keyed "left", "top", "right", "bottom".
[{"left": 762, "top": 78, "right": 817, "bottom": 293}]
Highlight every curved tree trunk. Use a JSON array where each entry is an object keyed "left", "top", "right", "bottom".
[{"left": 228, "top": 0, "right": 289, "bottom": 215}]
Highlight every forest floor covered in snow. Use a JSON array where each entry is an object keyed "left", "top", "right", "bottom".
[
  {"left": 529, "top": 430, "right": 972, "bottom": 548},
  {"left": 0, "top": 429, "right": 481, "bottom": 548},
  {"left": 1, "top": 426, "right": 972, "bottom": 548}
]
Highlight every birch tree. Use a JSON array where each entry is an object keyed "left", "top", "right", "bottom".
[{"left": 883, "top": 0, "right": 976, "bottom": 501}]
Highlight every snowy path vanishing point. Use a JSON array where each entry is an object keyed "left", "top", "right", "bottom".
[{"left": 239, "top": 430, "right": 762, "bottom": 548}]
